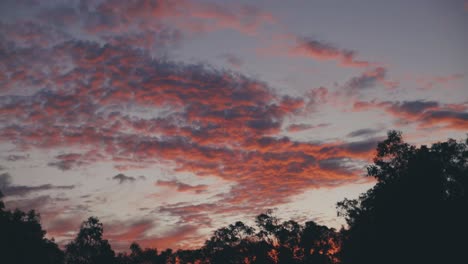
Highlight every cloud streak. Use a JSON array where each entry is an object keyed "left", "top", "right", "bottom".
[
  {"left": 290, "top": 37, "right": 371, "bottom": 68},
  {"left": 0, "top": 173, "right": 75, "bottom": 197},
  {"left": 156, "top": 180, "right": 208, "bottom": 194}
]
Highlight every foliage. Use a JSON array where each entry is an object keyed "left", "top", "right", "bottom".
[
  {"left": 337, "top": 130, "right": 468, "bottom": 264},
  {"left": 64, "top": 217, "right": 115, "bottom": 264},
  {"left": 0, "top": 191, "right": 64, "bottom": 264}
]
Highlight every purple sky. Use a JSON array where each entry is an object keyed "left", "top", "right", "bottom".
[{"left": 0, "top": 0, "right": 467, "bottom": 251}]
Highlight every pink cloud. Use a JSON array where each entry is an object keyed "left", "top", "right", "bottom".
[{"left": 290, "top": 38, "right": 371, "bottom": 68}]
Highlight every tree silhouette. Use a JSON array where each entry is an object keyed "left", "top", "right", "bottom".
[
  {"left": 65, "top": 216, "right": 115, "bottom": 264},
  {"left": 204, "top": 221, "right": 257, "bottom": 264},
  {"left": 0, "top": 191, "right": 64, "bottom": 264},
  {"left": 116, "top": 242, "right": 163, "bottom": 264},
  {"left": 300, "top": 221, "right": 339, "bottom": 264},
  {"left": 337, "top": 131, "right": 468, "bottom": 264},
  {"left": 201, "top": 210, "right": 340, "bottom": 264}
]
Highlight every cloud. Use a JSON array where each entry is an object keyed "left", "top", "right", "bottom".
[
  {"left": 104, "top": 218, "right": 202, "bottom": 251},
  {"left": 286, "top": 123, "right": 329, "bottom": 132},
  {"left": 353, "top": 100, "right": 468, "bottom": 130},
  {"left": 420, "top": 110, "right": 468, "bottom": 130},
  {"left": 0, "top": 0, "right": 274, "bottom": 52},
  {"left": 319, "top": 138, "right": 381, "bottom": 159},
  {"left": 347, "top": 128, "right": 381, "bottom": 138},
  {"left": 0, "top": 41, "right": 374, "bottom": 209},
  {"left": 395, "top": 101, "right": 439, "bottom": 115},
  {"left": 0, "top": 0, "right": 464, "bottom": 251},
  {"left": 140, "top": 224, "right": 201, "bottom": 250},
  {"left": 3, "top": 195, "right": 54, "bottom": 212},
  {"left": 415, "top": 73, "right": 464, "bottom": 90},
  {"left": 5, "top": 154, "right": 29, "bottom": 161},
  {"left": 0, "top": 173, "right": 75, "bottom": 197},
  {"left": 318, "top": 157, "right": 361, "bottom": 175},
  {"left": 343, "top": 67, "right": 398, "bottom": 94},
  {"left": 47, "top": 151, "right": 106, "bottom": 171},
  {"left": 112, "top": 173, "right": 145, "bottom": 184},
  {"left": 156, "top": 180, "right": 208, "bottom": 194},
  {"left": 345, "top": 67, "right": 386, "bottom": 90},
  {"left": 290, "top": 37, "right": 370, "bottom": 68},
  {"left": 177, "top": 2, "right": 275, "bottom": 34},
  {"left": 105, "top": 219, "right": 155, "bottom": 249},
  {"left": 0, "top": 35, "right": 389, "bottom": 248},
  {"left": 48, "top": 153, "right": 86, "bottom": 171}
]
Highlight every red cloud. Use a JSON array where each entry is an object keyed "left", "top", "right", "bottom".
[
  {"left": 0, "top": 42, "right": 375, "bottom": 206},
  {"left": 0, "top": 41, "right": 384, "bottom": 250}
]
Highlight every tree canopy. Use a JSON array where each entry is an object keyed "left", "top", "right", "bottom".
[
  {"left": 337, "top": 131, "right": 468, "bottom": 264},
  {"left": 65, "top": 217, "right": 115, "bottom": 264},
  {"left": 0, "top": 191, "right": 64, "bottom": 264}
]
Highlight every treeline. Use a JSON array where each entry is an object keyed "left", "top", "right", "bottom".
[{"left": 1, "top": 131, "right": 467, "bottom": 264}]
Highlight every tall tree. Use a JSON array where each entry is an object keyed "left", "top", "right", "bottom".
[
  {"left": 65, "top": 216, "right": 115, "bottom": 264},
  {"left": 337, "top": 131, "right": 468, "bottom": 264}
]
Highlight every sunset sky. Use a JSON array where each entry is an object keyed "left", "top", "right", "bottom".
[{"left": 0, "top": 0, "right": 467, "bottom": 251}]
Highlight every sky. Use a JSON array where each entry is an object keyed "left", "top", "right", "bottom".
[{"left": 0, "top": 0, "right": 467, "bottom": 251}]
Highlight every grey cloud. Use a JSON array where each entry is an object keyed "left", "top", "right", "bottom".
[
  {"left": 112, "top": 173, "right": 145, "bottom": 184},
  {"left": 319, "top": 157, "right": 357, "bottom": 174},
  {"left": 343, "top": 138, "right": 380, "bottom": 154},
  {"left": 0, "top": 173, "right": 75, "bottom": 197},
  {"left": 347, "top": 128, "right": 380, "bottom": 138},
  {"left": 345, "top": 67, "right": 386, "bottom": 91},
  {"left": 5, "top": 154, "right": 29, "bottom": 161},
  {"left": 397, "top": 100, "right": 439, "bottom": 114}
]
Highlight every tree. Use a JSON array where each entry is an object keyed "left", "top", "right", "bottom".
[
  {"left": 300, "top": 221, "right": 339, "bottom": 264},
  {"left": 65, "top": 216, "right": 115, "bottom": 264},
  {"left": 204, "top": 221, "right": 256, "bottom": 264},
  {"left": 337, "top": 131, "right": 468, "bottom": 264},
  {"left": 0, "top": 191, "right": 64, "bottom": 264}
]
